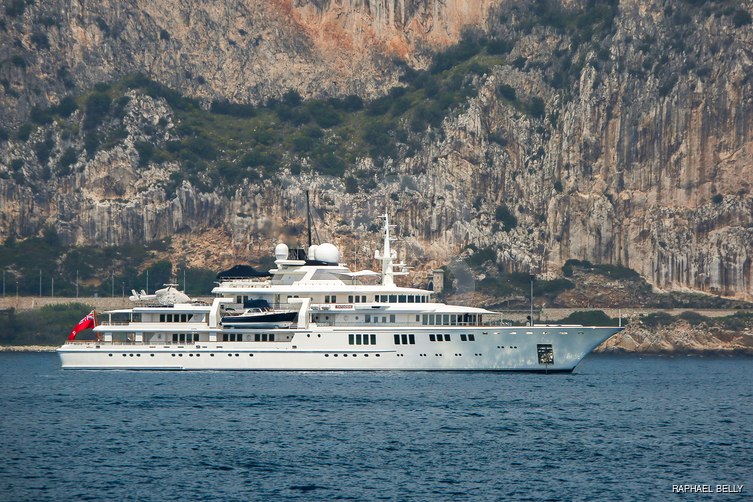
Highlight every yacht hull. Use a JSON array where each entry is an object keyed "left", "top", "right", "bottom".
[{"left": 58, "top": 326, "right": 621, "bottom": 372}]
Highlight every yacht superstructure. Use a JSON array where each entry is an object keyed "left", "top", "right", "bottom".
[{"left": 58, "top": 215, "right": 622, "bottom": 371}]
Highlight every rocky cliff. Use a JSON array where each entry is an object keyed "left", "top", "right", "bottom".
[{"left": 1, "top": 0, "right": 753, "bottom": 301}]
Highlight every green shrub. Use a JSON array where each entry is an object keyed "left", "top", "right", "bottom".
[
  {"left": 31, "top": 32, "right": 50, "bottom": 49},
  {"left": 55, "top": 96, "right": 78, "bottom": 117},
  {"left": 84, "top": 91, "right": 112, "bottom": 130},
  {"left": 17, "top": 124, "right": 33, "bottom": 141},
  {"left": 5, "top": 0, "right": 25, "bottom": 17},
  {"left": 494, "top": 204, "right": 518, "bottom": 231},
  {"left": 557, "top": 310, "right": 615, "bottom": 326},
  {"left": 732, "top": 8, "right": 752, "bottom": 27},
  {"left": 497, "top": 84, "right": 517, "bottom": 101},
  {"left": 210, "top": 99, "right": 255, "bottom": 117},
  {"left": 58, "top": 148, "right": 78, "bottom": 172},
  {"left": 526, "top": 96, "right": 546, "bottom": 118},
  {"left": 10, "top": 55, "right": 27, "bottom": 68}
]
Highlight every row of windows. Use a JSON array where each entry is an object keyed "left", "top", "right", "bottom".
[
  {"left": 374, "top": 295, "right": 429, "bottom": 303},
  {"left": 161, "top": 314, "right": 192, "bottom": 322},
  {"left": 422, "top": 314, "right": 480, "bottom": 326},
  {"left": 429, "top": 334, "right": 451, "bottom": 342},
  {"left": 349, "top": 334, "right": 377, "bottom": 345},
  {"left": 220, "top": 333, "right": 277, "bottom": 342},
  {"left": 459, "top": 334, "right": 476, "bottom": 341},
  {"left": 326, "top": 295, "right": 432, "bottom": 304},
  {"left": 172, "top": 333, "right": 200, "bottom": 342},
  {"left": 365, "top": 314, "right": 396, "bottom": 324},
  {"left": 394, "top": 334, "right": 416, "bottom": 345}
]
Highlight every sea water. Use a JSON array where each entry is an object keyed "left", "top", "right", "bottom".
[{"left": 0, "top": 353, "right": 751, "bottom": 501}]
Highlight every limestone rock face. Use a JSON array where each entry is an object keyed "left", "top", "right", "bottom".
[
  {"left": 0, "top": 0, "right": 490, "bottom": 125},
  {"left": 1, "top": 0, "right": 753, "bottom": 301}
]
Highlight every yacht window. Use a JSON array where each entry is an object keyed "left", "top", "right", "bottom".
[
  {"left": 422, "top": 315, "right": 428, "bottom": 325},
  {"left": 160, "top": 314, "right": 165, "bottom": 322},
  {"left": 269, "top": 334, "right": 274, "bottom": 341},
  {"left": 355, "top": 296, "right": 360, "bottom": 303},
  {"left": 389, "top": 295, "right": 397, "bottom": 303},
  {"left": 331, "top": 296, "right": 337, "bottom": 303},
  {"left": 382, "top": 316, "right": 387, "bottom": 323},
  {"left": 451, "top": 315, "right": 457, "bottom": 326},
  {"left": 348, "top": 295, "right": 353, "bottom": 303},
  {"left": 444, "top": 334, "right": 451, "bottom": 341},
  {"left": 469, "top": 334, "right": 475, "bottom": 341},
  {"left": 416, "top": 315, "right": 420, "bottom": 322},
  {"left": 401, "top": 334, "right": 408, "bottom": 345},
  {"left": 409, "top": 334, "right": 415, "bottom": 344},
  {"left": 349, "top": 334, "right": 354, "bottom": 345},
  {"left": 390, "top": 315, "right": 396, "bottom": 323},
  {"left": 429, "top": 334, "right": 435, "bottom": 342},
  {"left": 173, "top": 334, "right": 179, "bottom": 342},
  {"left": 374, "top": 296, "right": 379, "bottom": 302},
  {"left": 365, "top": 314, "right": 371, "bottom": 323},
  {"left": 408, "top": 295, "right": 414, "bottom": 303},
  {"left": 460, "top": 334, "right": 467, "bottom": 341},
  {"left": 394, "top": 334, "right": 400, "bottom": 345},
  {"left": 381, "top": 295, "right": 388, "bottom": 302},
  {"left": 370, "top": 334, "right": 376, "bottom": 344},
  {"left": 356, "top": 334, "right": 362, "bottom": 345},
  {"left": 398, "top": 295, "right": 405, "bottom": 303},
  {"left": 443, "top": 315, "right": 449, "bottom": 325},
  {"left": 361, "top": 296, "right": 366, "bottom": 303}
]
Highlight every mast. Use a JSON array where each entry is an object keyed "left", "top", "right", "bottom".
[
  {"left": 374, "top": 213, "right": 408, "bottom": 286},
  {"left": 306, "top": 190, "right": 312, "bottom": 248}
]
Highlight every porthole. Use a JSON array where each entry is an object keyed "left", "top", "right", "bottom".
[
  {"left": 307, "top": 334, "right": 311, "bottom": 337},
  {"left": 137, "top": 354, "right": 141, "bottom": 357},
  {"left": 228, "top": 354, "right": 232, "bottom": 357},
  {"left": 364, "top": 354, "right": 368, "bottom": 357},
  {"left": 353, "top": 354, "right": 357, "bottom": 357},
  {"left": 179, "top": 354, "right": 183, "bottom": 357},
  {"left": 343, "top": 354, "right": 348, "bottom": 357},
  {"left": 189, "top": 354, "right": 194, "bottom": 357},
  {"left": 375, "top": 354, "right": 380, "bottom": 357},
  {"left": 197, "top": 354, "right": 200, "bottom": 357},
  {"left": 150, "top": 354, "right": 154, "bottom": 357},
  {"left": 325, "top": 354, "right": 329, "bottom": 357},
  {"left": 334, "top": 354, "right": 339, "bottom": 357},
  {"left": 108, "top": 354, "right": 113, "bottom": 357},
  {"left": 235, "top": 354, "right": 239, "bottom": 357},
  {"left": 317, "top": 334, "right": 321, "bottom": 338},
  {"left": 172, "top": 354, "right": 176, "bottom": 357},
  {"left": 210, "top": 354, "right": 214, "bottom": 357}
]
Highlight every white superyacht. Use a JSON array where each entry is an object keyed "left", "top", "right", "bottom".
[{"left": 58, "top": 215, "right": 622, "bottom": 371}]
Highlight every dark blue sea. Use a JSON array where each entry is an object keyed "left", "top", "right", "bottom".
[{"left": 1, "top": 353, "right": 751, "bottom": 501}]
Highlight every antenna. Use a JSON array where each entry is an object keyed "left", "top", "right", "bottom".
[
  {"left": 305, "top": 190, "right": 320, "bottom": 246},
  {"left": 306, "top": 190, "right": 312, "bottom": 248}
]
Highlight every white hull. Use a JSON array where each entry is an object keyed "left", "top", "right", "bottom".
[{"left": 58, "top": 326, "right": 620, "bottom": 372}]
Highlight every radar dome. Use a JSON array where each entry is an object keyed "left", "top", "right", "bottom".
[
  {"left": 308, "top": 245, "right": 319, "bottom": 260},
  {"left": 315, "top": 243, "right": 340, "bottom": 264},
  {"left": 274, "top": 243, "right": 289, "bottom": 261}
]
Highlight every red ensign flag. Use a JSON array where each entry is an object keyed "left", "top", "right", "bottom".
[{"left": 68, "top": 310, "right": 97, "bottom": 340}]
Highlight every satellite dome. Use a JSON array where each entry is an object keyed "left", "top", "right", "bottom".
[
  {"left": 274, "top": 243, "right": 289, "bottom": 261},
  {"left": 308, "top": 245, "right": 319, "bottom": 260},
  {"left": 316, "top": 243, "right": 340, "bottom": 264}
]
